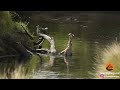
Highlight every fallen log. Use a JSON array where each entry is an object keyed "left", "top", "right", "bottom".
[
  {"left": 0, "top": 25, "right": 57, "bottom": 57},
  {"left": 23, "top": 44, "right": 49, "bottom": 54},
  {"left": 21, "top": 25, "right": 45, "bottom": 49},
  {"left": 36, "top": 25, "right": 57, "bottom": 54},
  {"left": 33, "top": 37, "right": 45, "bottom": 49}
]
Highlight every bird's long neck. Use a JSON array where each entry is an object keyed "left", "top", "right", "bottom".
[
  {"left": 67, "top": 36, "right": 72, "bottom": 48},
  {"left": 36, "top": 26, "right": 40, "bottom": 34}
]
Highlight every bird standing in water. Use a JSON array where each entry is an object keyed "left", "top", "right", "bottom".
[{"left": 60, "top": 33, "right": 74, "bottom": 56}]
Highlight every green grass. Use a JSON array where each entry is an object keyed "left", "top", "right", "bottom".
[
  {"left": 0, "top": 11, "right": 13, "bottom": 33},
  {"left": 0, "top": 11, "right": 34, "bottom": 54},
  {"left": 0, "top": 11, "right": 29, "bottom": 35}
]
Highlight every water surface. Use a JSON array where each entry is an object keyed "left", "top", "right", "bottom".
[{"left": 0, "top": 12, "right": 120, "bottom": 79}]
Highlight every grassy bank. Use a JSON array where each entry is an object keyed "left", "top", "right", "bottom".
[
  {"left": 95, "top": 41, "right": 120, "bottom": 79},
  {"left": 0, "top": 11, "right": 33, "bottom": 55}
]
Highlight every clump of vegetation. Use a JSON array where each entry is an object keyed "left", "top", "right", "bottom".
[
  {"left": 0, "top": 11, "right": 14, "bottom": 33},
  {"left": 0, "top": 11, "right": 28, "bottom": 33},
  {"left": 0, "top": 55, "right": 40, "bottom": 79},
  {"left": 0, "top": 11, "right": 33, "bottom": 56},
  {"left": 0, "top": 11, "right": 58, "bottom": 57},
  {"left": 95, "top": 41, "right": 120, "bottom": 79}
]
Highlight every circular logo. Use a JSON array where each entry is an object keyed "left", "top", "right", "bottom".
[
  {"left": 100, "top": 74, "right": 104, "bottom": 79},
  {"left": 106, "top": 63, "right": 114, "bottom": 71}
]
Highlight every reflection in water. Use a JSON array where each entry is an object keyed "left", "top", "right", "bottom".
[
  {"left": 64, "top": 56, "right": 71, "bottom": 78},
  {"left": 1, "top": 12, "right": 120, "bottom": 79},
  {"left": 0, "top": 57, "right": 28, "bottom": 79},
  {"left": 0, "top": 40, "right": 99, "bottom": 79},
  {"left": 0, "top": 55, "right": 41, "bottom": 79},
  {"left": 49, "top": 55, "right": 55, "bottom": 67},
  {"left": 35, "top": 54, "right": 71, "bottom": 79}
]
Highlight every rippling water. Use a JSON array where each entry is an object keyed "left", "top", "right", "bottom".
[{"left": 1, "top": 12, "right": 120, "bottom": 79}]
